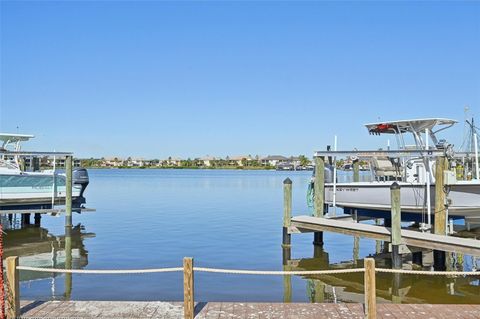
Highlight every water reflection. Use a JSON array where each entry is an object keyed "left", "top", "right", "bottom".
[
  {"left": 3, "top": 223, "right": 94, "bottom": 299},
  {"left": 283, "top": 245, "right": 480, "bottom": 304}
]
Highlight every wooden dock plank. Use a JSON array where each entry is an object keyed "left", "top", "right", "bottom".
[
  {"left": 291, "top": 215, "right": 480, "bottom": 255},
  {"left": 18, "top": 301, "right": 480, "bottom": 318}
]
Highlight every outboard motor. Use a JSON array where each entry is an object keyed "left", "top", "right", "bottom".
[
  {"left": 323, "top": 164, "right": 334, "bottom": 183},
  {"left": 73, "top": 168, "right": 89, "bottom": 198}
]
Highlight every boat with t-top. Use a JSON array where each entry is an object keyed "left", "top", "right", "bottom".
[
  {"left": 0, "top": 133, "right": 89, "bottom": 209},
  {"left": 315, "top": 118, "right": 480, "bottom": 221}
]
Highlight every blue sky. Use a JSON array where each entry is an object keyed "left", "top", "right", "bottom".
[{"left": 1, "top": 1, "right": 479, "bottom": 159}]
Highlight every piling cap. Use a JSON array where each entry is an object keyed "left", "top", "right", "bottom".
[
  {"left": 390, "top": 182, "right": 400, "bottom": 190},
  {"left": 283, "top": 178, "right": 292, "bottom": 185}
]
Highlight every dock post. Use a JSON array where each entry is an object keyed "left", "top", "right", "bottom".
[
  {"left": 412, "top": 251, "right": 423, "bottom": 266},
  {"left": 390, "top": 182, "right": 402, "bottom": 269},
  {"left": 364, "top": 258, "right": 377, "bottom": 319},
  {"left": 391, "top": 271, "right": 402, "bottom": 304},
  {"left": 6, "top": 256, "right": 19, "bottom": 319},
  {"left": 34, "top": 213, "right": 41, "bottom": 226},
  {"left": 434, "top": 156, "right": 448, "bottom": 235},
  {"left": 282, "top": 178, "right": 292, "bottom": 247},
  {"left": 183, "top": 257, "right": 194, "bottom": 319},
  {"left": 433, "top": 250, "right": 446, "bottom": 271},
  {"left": 353, "top": 236, "right": 360, "bottom": 266},
  {"left": 313, "top": 156, "right": 325, "bottom": 246},
  {"left": 283, "top": 266, "right": 292, "bottom": 303},
  {"left": 434, "top": 156, "right": 447, "bottom": 270},
  {"left": 353, "top": 159, "right": 360, "bottom": 182},
  {"left": 21, "top": 213, "right": 31, "bottom": 226},
  {"left": 64, "top": 226, "right": 73, "bottom": 300},
  {"left": 65, "top": 155, "right": 73, "bottom": 228}
]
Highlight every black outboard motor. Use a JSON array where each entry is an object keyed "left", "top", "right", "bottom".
[{"left": 73, "top": 168, "right": 89, "bottom": 198}]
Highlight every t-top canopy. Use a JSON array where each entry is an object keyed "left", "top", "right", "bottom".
[
  {"left": 0, "top": 133, "right": 35, "bottom": 143},
  {"left": 364, "top": 118, "right": 457, "bottom": 135},
  {"left": 0, "top": 133, "right": 35, "bottom": 146}
]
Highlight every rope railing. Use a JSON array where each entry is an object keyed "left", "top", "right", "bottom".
[
  {"left": 5, "top": 256, "right": 480, "bottom": 319},
  {"left": 15, "top": 265, "right": 479, "bottom": 276},
  {"left": 193, "top": 267, "right": 366, "bottom": 275},
  {"left": 16, "top": 265, "right": 366, "bottom": 276},
  {"left": 16, "top": 266, "right": 183, "bottom": 274}
]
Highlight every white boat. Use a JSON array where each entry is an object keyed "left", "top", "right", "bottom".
[
  {"left": 0, "top": 133, "right": 88, "bottom": 208},
  {"left": 318, "top": 118, "right": 480, "bottom": 219}
]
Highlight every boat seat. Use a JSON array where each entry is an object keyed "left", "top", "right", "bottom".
[{"left": 371, "top": 157, "right": 401, "bottom": 180}]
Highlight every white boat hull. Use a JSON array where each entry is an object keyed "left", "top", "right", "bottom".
[
  {"left": 0, "top": 173, "right": 82, "bottom": 207},
  {"left": 325, "top": 181, "right": 480, "bottom": 217}
]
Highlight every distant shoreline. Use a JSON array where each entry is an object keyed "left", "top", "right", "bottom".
[{"left": 79, "top": 166, "right": 278, "bottom": 170}]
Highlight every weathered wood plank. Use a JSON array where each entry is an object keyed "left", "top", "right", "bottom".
[
  {"left": 183, "top": 257, "right": 194, "bottom": 319},
  {"left": 434, "top": 157, "right": 448, "bottom": 235},
  {"left": 364, "top": 258, "right": 377, "bottom": 319},
  {"left": 291, "top": 215, "right": 480, "bottom": 255},
  {"left": 16, "top": 301, "right": 480, "bottom": 318},
  {"left": 6, "top": 256, "right": 19, "bottom": 319}
]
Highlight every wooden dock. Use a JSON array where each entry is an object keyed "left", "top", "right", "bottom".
[
  {"left": 17, "top": 300, "right": 480, "bottom": 318},
  {"left": 289, "top": 215, "right": 480, "bottom": 255}
]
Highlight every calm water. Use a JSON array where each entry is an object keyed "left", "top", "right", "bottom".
[{"left": 4, "top": 169, "right": 480, "bottom": 303}]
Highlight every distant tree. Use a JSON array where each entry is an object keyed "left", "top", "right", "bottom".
[
  {"left": 299, "top": 155, "right": 311, "bottom": 166},
  {"left": 241, "top": 158, "right": 247, "bottom": 167}
]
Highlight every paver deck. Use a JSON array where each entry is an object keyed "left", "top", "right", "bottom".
[{"left": 17, "top": 300, "right": 480, "bottom": 318}]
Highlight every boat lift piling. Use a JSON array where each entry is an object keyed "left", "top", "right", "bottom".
[
  {"left": 434, "top": 156, "right": 448, "bottom": 270},
  {"left": 390, "top": 182, "right": 402, "bottom": 269},
  {"left": 282, "top": 178, "right": 293, "bottom": 263},
  {"left": 65, "top": 155, "right": 73, "bottom": 229},
  {"left": 313, "top": 156, "right": 325, "bottom": 246}
]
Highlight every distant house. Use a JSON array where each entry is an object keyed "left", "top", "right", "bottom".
[
  {"left": 261, "top": 155, "right": 288, "bottom": 166},
  {"left": 104, "top": 157, "right": 124, "bottom": 167},
  {"left": 127, "top": 158, "right": 145, "bottom": 167},
  {"left": 199, "top": 156, "right": 216, "bottom": 167},
  {"left": 228, "top": 155, "right": 252, "bottom": 166},
  {"left": 166, "top": 157, "right": 183, "bottom": 167}
]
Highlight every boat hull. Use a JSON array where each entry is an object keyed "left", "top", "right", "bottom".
[
  {"left": 325, "top": 181, "right": 480, "bottom": 217},
  {"left": 0, "top": 173, "right": 83, "bottom": 207}
]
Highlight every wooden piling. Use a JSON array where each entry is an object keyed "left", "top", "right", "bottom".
[
  {"left": 65, "top": 226, "right": 73, "bottom": 300},
  {"left": 412, "top": 251, "right": 423, "bottom": 266},
  {"left": 34, "top": 213, "right": 41, "bottom": 226},
  {"left": 391, "top": 273, "right": 402, "bottom": 304},
  {"left": 6, "top": 256, "right": 19, "bottom": 319},
  {"left": 390, "top": 182, "right": 402, "bottom": 269},
  {"left": 313, "top": 156, "right": 325, "bottom": 245},
  {"left": 183, "top": 257, "right": 194, "bottom": 319},
  {"left": 65, "top": 155, "right": 73, "bottom": 228},
  {"left": 283, "top": 265, "right": 292, "bottom": 303},
  {"left": 434, "top": 156, "right": 448, "bottom": 235},
  {"left": 433, "top": 250, "right": 446, "bottom": 271},
  {"left": 314, "top": 156, "right": 325, "bottom": 217},
  {"left": 434, "top": 156, "right": 448, "bottom": 270},
  {"left": 353, "top": 159, "right": 360, "bottom": 182},
  {"left": 364, "top": 258, "right": 377, "bottom": 319},
  {"left": 21, "top": 213, "right": 31, "bottom": 226},
  {"left": 283, "top": 178, "right": 292, "bottom": 247}
]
